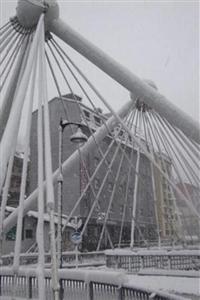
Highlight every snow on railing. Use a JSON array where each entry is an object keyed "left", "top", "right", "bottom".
[
  {"left": 1, "top": 251, "right": 105, "bottom": 266},
  {"left": 0, "top": 267, "right": 185, "bottom": 300},
  {"left": 105, "top": 249, "right": 200, "bottom": 272}
]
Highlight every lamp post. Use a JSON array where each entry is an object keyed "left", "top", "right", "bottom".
[{"left": 57, "top": 119, "right": 88, "bottom": 299}]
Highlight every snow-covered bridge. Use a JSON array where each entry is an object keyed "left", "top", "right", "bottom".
[{"left": 0, "top": 0, "right": 199, "bottom": 299}]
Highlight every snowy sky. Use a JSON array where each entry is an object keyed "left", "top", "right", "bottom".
[{"left": 0, "top": 0, "right": 199, "bottom": 123}]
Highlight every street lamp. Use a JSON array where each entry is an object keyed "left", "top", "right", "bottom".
[{"left": 57, "top": 119, "right": 88, "bottom": 273}]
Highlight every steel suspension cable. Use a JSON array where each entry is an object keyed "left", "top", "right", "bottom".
[
  {"left": 96, "top": 111, "right": 137, "bottom": 250},
  {"left": 176, "top": 127, "right": 200, "bottom": 158},
  {"left": 0, "top": 147, "right": 16, "bottom": 261},
  {"left": 141, "top": 110, "right": 161, "bottom": 247},
  {"left": 107, "top": 108, "right": 149, "bottom": 248},
  {"left": 87, "top": 111, "right": 133, "bottom": 216},
  {"left": 147, "top": 111, "right": 189, "bottom": 242},
  {"left": 143, "top": 110, "right": 187, "bottom": 245},
  {"left": 47, "top": 41, "right": 189, "bottom": 245},
  {"left": 148, "top": 112, "right": 195, "bottom": 244},
  {"left": 50, "top": 38, "right": 179, "bottom": 205},
  {"left": 118, "top": 110, "right": 138, "bottom": 247},
  {"left": 0, "top": 24, "right": 14, "bottom": 38},
  {"left": 50, "top": 38, "right": 143, "bottom": 181},
  {"left": 0, "top": 34, "right": 27, "bottom": 92},
  {"left": 46, "top": 41, "right": 112, "bottom": 166},
  {"left": 46, "top": 41, "right": 120, "bottom": 188},
  {"left": 0, "top": 21, "right": 12, "bottom": 35},
  {"left": 0, "top": 35, "right": 32, "bottom": 225},
  {"left": 80, "top": 136, "right": 125, "bottom": 238},
  {"left": 148, "top": 118, "right": 192, "bottom": 242},
  {"left": 130, "top": 108, "right": 143, "bottom": 248},
  {"left": 154, "top": 112, "right": 200, "bottom": 182},
  {"left": 0, "top": 36, "right": 32, "bottom": 232},
  {"left": 118, "top": 108, "right": 156, "bottom": 248},
  {"left": 45, "top": 50, "right": 70, "bottom": 119},
  {"left": 158, "top": 114, "right": 200, "bottom": 167},
  {"left": 0, "top": 25, "right": 21, "bottom": 54},
  {"left": 190, "top": 138, "right": 200, "bottom": 151},
  {"left": 47, "top": 31, "right": 138, "bottom": 270},
  {"left": 143, "top": 111, "right": 177, "bottom": 243},
  {"left": 0, "top": 32, "right": 31, "bottom": 141},
  {"left": 154, "top": 112, "right": 200, "bottom": 187},
  {"left": 61, "top": 138, "right": 116, "bottom": 233},
  {"left": 45, "top": 44, "right": 126, "bottom": 224},
  {"left": 47, "top": 39, "right": 140, "bottom": 200},
  {"left": 46, "top": 40, "right": 74, "bottom": 94},
  {"left": 0, "top": 26, "right": 16, "bottom": 45},
  {"left": 152, "top": 112, "right": 200, "bottom": 188},
  {"left": 79, "top": 113, "right": 133, "bottom": 238},
  {"left": 45, "top": 44, "right": 105, "bottom": 228},
  {"left": 0, "top": 30, "right": 25, "bottom": 66}
]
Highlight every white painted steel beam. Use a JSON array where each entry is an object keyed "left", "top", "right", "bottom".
[
  {"left": 0, "top": 38, "right": 28, "bottom": 141},
  {"left": 3, "top": 99, "right": 133, "bottom": 233},
  {"left": 50, "top": 19, "right": 200, "bottom": 144},
  {"left": 0, "top": 18, "right": 43, "bottom": 192}
]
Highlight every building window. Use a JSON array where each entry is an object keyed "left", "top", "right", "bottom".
[
  {"left": 6, "top": 226, "right": 16, "bottom": 241},
  {"left": 94, "top": 115, "right": 101, "bottom": 126},
  {"left": 108, "top": 182, "right": 113, "bottom": 192},
  {"left": 25, "top": 229, "right": 33, "bottom": 239},
  {"left": 119, "top": 185, "right": 123, "bottom": 193},
  {"left": 110, "top": 203, "right": 114, "bottom": 212},
  {"left": 83, "top": 198, "right": 88, "bottom": 209},
  {"left": 165, "top": 229, "right": 170, "bottom": 235},
  {"left": 120, "top": 204, "right": 124, "bottom": 214},
  {"left": 94, "top": 157, "right": 99, "bottom": 167},
  {"left": 129, "top": 188, "right": 133, "bottom": 196},
  {"left": 94, "top": 178, "right": 100, "bottom": 190},
  {"left": 119, "top": 130, "right": 124, "bottom": 137},
  {"left": 83, "top": 110, "right": 90, "bottom": 120}
]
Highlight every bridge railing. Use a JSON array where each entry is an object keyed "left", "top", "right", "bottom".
[
  {"left": 0, "top": 267, "right": 185, "bottom": 300},
  {"left": 1, "top": 251, "right": 105, "bottom": 266},
  {"left": 105, "top": 249, "right": 200, "bottom": 273}
]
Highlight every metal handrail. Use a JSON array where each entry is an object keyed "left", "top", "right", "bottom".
[{"left": 0, "top": 267, "right": 186, "bottom": 300}]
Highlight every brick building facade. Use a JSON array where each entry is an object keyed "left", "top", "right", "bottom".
[
  {"left": 27, "top": 94, "right": 158, "bottom": 251},
  {"left": 2, "top": 94, "right": 183, "bottom": 254}
]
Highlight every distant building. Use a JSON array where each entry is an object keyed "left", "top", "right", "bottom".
[
  {"left": 27, "top": 94, "right": 158, "bottom": 251},
  {"left": 1, "top": 153, "right": 30, "bottom": 254},
  {"left": 3, "top": 93, "right": 182, "bottom": 253},
  {"left": 175, "top": 182, "right": 200, "bottom": 240},
  {"left": 1, "top": 152, "right": 27, "bottom": 207},
  {"left": 153, "top": 154, "right": 181, "bottom": 241}
]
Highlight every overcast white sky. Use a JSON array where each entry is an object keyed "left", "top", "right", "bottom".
[{"left": 0, "top": 0, "right": 199, "bottom": 122}]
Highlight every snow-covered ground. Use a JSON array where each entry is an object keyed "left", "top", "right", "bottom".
[
  {"left": 87, "top": 266, "right": 200, "bottom": 299},
  {"left": 0, "top": 265, "right": 199, "bottom": 299},
  {"left": 126, "top": 274, "right": 199, "bottom": 298}
]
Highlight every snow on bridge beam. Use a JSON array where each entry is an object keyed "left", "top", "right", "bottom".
[
  {"left": 49, "top": 18, "right": 200, "bottom": 144},
  {"left": 15, "top": 0, "right": 199, "bottom": 143}
]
